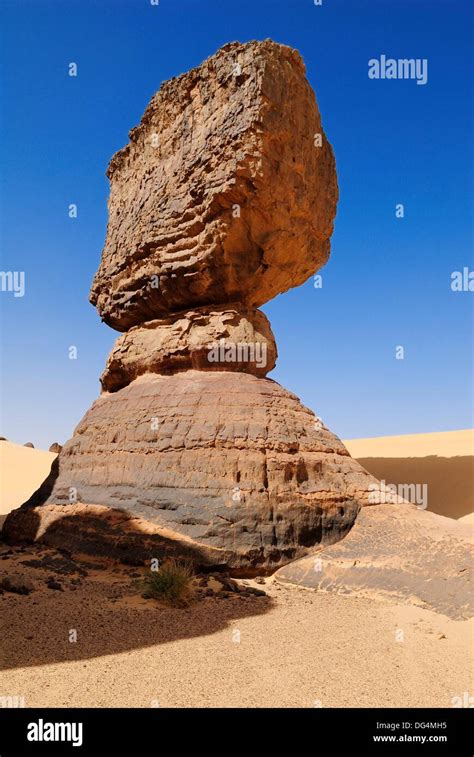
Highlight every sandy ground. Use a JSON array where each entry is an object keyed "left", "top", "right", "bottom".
[
  {"left": 0, "top": 542, "right": 472, "bottom": 708},
  {"left": 1, "top": 432, "right": 472, "bottom": 708},
  {"left": 460, "top": 513, "right": 474, "bottom": 525}
]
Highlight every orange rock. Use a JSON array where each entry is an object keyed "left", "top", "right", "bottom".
[{"left": 90, "top": 40, "right": 338, "bottom": 331}]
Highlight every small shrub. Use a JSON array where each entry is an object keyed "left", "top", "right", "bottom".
[{"left": 141, "top": 559, "right": 193, "bottom": 607}]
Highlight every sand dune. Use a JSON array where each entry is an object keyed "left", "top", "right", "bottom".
[
  {"left": 344, "top": 430, "right": 474, "bottom": 521},
  {"left": 0, "top": 442, "right": 56, "bottom": 525},
  {"left": 344, "top": 429, "right": 473, "bottom": 458}
]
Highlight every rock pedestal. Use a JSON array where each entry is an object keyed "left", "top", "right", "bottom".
[{"left": 3, "top": 41, "right": 377, "bottom": 574}]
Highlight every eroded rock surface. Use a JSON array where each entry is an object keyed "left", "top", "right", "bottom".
[
  {"left": 90, "top": 40, "right": 338, "bottom": 331},
  {"left": 101, "top": 305, "right": 276, "bottom": 391}
]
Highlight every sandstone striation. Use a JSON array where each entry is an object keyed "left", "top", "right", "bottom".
[
  {"left": 4, "top": 372, "right": 376, "bottom": 572},
  {"left": 4, "top": 40, "right": 380, "bottom": 574}
]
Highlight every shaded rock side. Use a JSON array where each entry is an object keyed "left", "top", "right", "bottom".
[
  {"left": 90, "top": 40, "right": 338, "bottom": 331},
  {"left": 101, "top": 304, "right": 276, "bottom": 392},
  {"left": 3, "top": 371, "right": 377, "bottom": 573}
]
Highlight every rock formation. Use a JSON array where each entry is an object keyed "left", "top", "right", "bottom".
[{"left": 3, "top": 40, "right": 378, "bottom": 574}]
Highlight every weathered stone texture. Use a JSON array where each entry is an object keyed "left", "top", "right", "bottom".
[
  {"left": 101, "top": 305, "right": 276, "bottom": 392},
  {"left": 275, "top": 504, "right": 474, "bottom": 619},
  {"left": 90, "top": 40, "right": 338, "bottom": 331},
  {"left": 5, "top": 372, "right": 377, "bottom": 572}
]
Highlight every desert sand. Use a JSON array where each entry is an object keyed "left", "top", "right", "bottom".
[
  {"left": 344, "top": 429, "right": 473, "bottom": 458},
  {"left": 0, "top": 544, "right": 472, "bottom": 708},
  {"left": 344, "top": 429, "right": 474, "bottom": 520},
  {"left": 460, "top": 513, "right": 474, "bottom": 525},
  {"left": 0, "top": 432, "right": 472, "bottom": 708},
  {"left": 0, "top": 442, "right": 56, "bottom": 527}
]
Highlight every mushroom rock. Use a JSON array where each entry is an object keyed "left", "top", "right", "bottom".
[{"left": 3, "top": 40, "right": 378, "bottom": 574}]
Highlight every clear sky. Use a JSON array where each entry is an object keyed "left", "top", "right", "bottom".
[{"left": 1, "top": 0, "right": 472, "bottom": 450}]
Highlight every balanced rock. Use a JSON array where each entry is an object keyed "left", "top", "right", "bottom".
[
  {"left": 90, "top": 40, "right": 338, "bottom": 331},
  {"left": 3, "top": 40, "right": 378, "bottom": 574}
]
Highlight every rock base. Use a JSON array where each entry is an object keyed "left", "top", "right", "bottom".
[{"left": 3, "top": 370, "right": 377, "bottom": 573}]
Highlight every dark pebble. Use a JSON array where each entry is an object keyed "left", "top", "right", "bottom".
[{"left": 46, "top": 580, "right": 64, "bottom": 591}]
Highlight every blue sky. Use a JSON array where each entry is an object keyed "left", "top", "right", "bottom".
[{"left": 1, "top": 0, "right": 472, "bottom": 449}]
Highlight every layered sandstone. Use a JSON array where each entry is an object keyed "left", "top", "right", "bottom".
[
  {"left": 4, "top": 372, "right": 376, "bottom": 572},
  {"left": 4, "top": 40, "right": 380, "bottom": 573}
]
